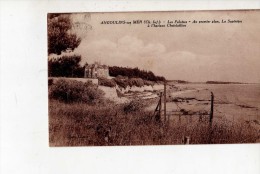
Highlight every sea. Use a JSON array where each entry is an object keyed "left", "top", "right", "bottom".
[{"left": 173, "top": 83, "right": 260, "bottom": 122}]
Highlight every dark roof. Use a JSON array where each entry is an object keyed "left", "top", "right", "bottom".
[{"left": 85, "top": 63, "right": 108, "bottom": 69}]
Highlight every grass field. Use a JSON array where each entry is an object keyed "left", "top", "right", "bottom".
[{"left": 49, "top": 99, "right": 259, "bottom": 146}]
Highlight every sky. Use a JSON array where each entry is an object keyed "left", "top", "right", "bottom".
[{"left": 51, "top": 10, "right": 260, "bottom": 83}]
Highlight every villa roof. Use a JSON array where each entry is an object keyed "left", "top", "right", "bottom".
[{"left": 85, "top": 63, "right": 108, "bottom": 69}]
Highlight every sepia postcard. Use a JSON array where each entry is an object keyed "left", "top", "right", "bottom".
[{"left": 48, "top": 10, "right": 260, "bottom": 146}]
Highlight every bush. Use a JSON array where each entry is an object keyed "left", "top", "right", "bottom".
[
  {"left": 113, "top": 77, "right": 151, "bottom": 88},
  {"left": 144, "top": 80, "right": 154, "bottom": 86},
  {"left": 98, "top": 78, "right": 116, "bottom": 87},
  {"left": 113, "top": 77, "right": 129, "bottom": 88},
  {"left": 123, "top": 99, "right": 145, "bottom": 113},
  {"left": 116, "top": 75, "right": 127, "bottom": 79},
  {"left": 128, "top": 78, "right": 144, "bottom": 87},
  {"left": 49, "top": 79, "right": 104, "bottom": 103}
]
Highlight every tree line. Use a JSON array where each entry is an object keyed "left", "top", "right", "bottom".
[
  {"left": 48, "top": 56, "right": 165, "bottom": 82},
  {"left": 109, "top": 66, "right": 165, "bottom": 82}
]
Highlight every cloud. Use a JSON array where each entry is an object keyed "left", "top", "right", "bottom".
[
  {"left": 74, "top": 35, "right": 209, "bottom": 80},
  {"left": 67, "top": 12, "right": 260, "bottom": 83},
  {"left": 72, "top": 35, "right": 259, "bottom": 83},
  {"left": 74, "top": 35, "right": 166, "bottom": 68}
]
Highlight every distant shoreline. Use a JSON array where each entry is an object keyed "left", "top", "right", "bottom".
[
  {"left": 167, "top": 80, "right": 258, "bottom": 85},
  {"left": 205, "top": 81, "right": 245, "bottom": 84}
]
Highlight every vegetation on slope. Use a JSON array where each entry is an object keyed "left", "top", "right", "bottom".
[
  {"left": 109, "top": 66, "right": 165, "bottom": 82},
  {"left": 49, "top": 99, "right": 259, "bottom": 146},
  {"left": 49, "top": 79, "right": 104, "bottom": 104},
  {"left": 48, "top": 80, "right": 259, "bottom": 146}
]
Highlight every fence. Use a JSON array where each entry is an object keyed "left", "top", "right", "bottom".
[{"left": 153, "top": 81, "right": 215, "bottom": 144}]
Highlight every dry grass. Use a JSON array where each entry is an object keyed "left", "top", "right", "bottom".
[{"left": 49, "top": 99, "right": 259, "bottom": 146}]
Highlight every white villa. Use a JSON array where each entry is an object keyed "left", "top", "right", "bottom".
[{"left": 84, "top": 63, "right": 109, "bottom": 79}]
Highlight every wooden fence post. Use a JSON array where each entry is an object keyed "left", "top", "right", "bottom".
[
  {"left": 159, "top": 92, "right": 162, "bottom": 121},
  {"left": 209, "top": 92, "right": 214, "bottom": 125},
  {"left": 182, "top": 136, "right": 190, "bottom": 145},
  {"left": 209, "top": 92, "right": 214, "bottom": 143},
  {"left": 154, "top": 92, "right": 162, "bottom": 123},
  {"left": 164, "top": 81, "right": 167, "bottom": 124}
]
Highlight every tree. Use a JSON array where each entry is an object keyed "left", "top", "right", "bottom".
[
  {"left": 108, "top": 66, "right": 166, "bottom": 82},
  {"left": 48, "top": 55, "right": 85, "bottom": 77},
  {"left": 48, "top": 14, "right": 81, "bottom": 55}
]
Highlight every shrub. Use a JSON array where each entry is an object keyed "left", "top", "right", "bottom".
[
  {"left": 113, "top": 77, "right": 129, "bottom": 88},
  {"left": 128, "top": 78, "right": 144, "bottom": 87},
  {"left": 144, "top": 80, "right": 154, "bottom": 86},
  {"left": 116, "top": 89, "right": 125, "bottom": 97},
  {"left": 98, "top": 78, "right": 116, "bottom": 87},
  {"left": 123, "top": 99, "right": 145, "bottom": 113},
  {"left": 113, "top": 77, "right": 150, "bottom": 88},
  {"left": 49, "top": 79, "right": 104, "bottom": 103},
  {"left": 116, "top": 75, "right": 127, "bottom": 79}
]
